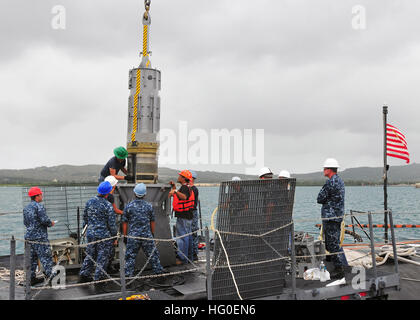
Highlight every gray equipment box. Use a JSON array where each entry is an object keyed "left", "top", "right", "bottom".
[{"left": 114, "top": 184, "right": 176, "bottom": 268}]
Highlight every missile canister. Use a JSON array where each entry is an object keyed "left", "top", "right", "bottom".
[{"left": 126, "top": 8, "right": 161, "bottom": 183}]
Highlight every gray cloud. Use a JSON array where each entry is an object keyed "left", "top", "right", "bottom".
[{"left": 1, "top": 0, "right": 419, "bottom": 174}]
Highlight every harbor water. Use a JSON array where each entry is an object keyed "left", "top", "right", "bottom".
[{"left": 1, "top": 185, "right": 419, "bottom": 256}]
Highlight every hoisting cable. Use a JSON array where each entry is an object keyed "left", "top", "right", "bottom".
[{"left": 131, "top": 0, "right": 151, "bottom": 142}]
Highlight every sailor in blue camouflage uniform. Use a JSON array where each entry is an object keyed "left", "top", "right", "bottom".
[
  {"left": 23, "top": 187, "right": 56, "bottom": 286},
  {"left": 189, "top": 170, "right": 200, "bottom": 261},
  {"left": 122, "top": 183, "right": 164, "bottom": 277},
  {"left": 79, "top": 181, "right": 117, "bottom": 283},
  {"left": 317, "top": 158, "right": 348, "bottom": 278}
]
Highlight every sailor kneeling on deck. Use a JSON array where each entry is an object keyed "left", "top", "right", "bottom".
[
  {"left": 317, "top": 158, "right": 349, "bottom": 279},
  {"left": 99, "top": 146, "right": 132, "bottom": 182}
]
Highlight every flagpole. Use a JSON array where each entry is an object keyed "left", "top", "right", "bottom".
[{"left": 383, "top": 105, "right": 389, "bottom": 243}]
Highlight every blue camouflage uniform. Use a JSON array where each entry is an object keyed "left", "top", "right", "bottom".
[
  {"left": 123, "top": 199, "right": 163, "bottom": 276},
  {"left": 317, "top": 174, "right": 348, "bottom": 267},
  {"left": 23, "top": 201, "right": 55, "bottom": 279},
  {"left": 190, "top": 186, "right": 199, "bottom": 258},
  {"left": 79, "top": 196, "right": 117, "bottom": 280}
]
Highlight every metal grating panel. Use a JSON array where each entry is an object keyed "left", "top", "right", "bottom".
[
  {"left": 211, "top": 178, "right": 296, "bottom": 300},
  {"left": 22, "top": 186, "right": 98, "bottom": 240}
]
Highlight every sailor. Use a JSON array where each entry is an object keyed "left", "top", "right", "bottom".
[
  {"left": 169, "top": 170, "right": 195, "bottom": 265},
  {"left": 317, "top": 158, "right": 348, "bottom": 278},
  {"left": 104, "top": 175, "right": 123, "bottom": 216},
  {"left": 104, "top": 175, "right": 122, "bottom": 274},
  {"left": 227, "top": 177, "right": 249, "bottom": 234},
  {"left": 278, "top": 170, "right": 291, "bottom": 179},
  {"left": 229, "top": 176, "right": 245, "bottom": 206},
  {"left": 258, "top": 167, "right": 276, "bottom": 229},
  {"left": 79, "top": 181, "right": 117, "bottom": 284},
  {"left": 99, "top": 146, "right": 132, "bottom": 182},
  {"left": 258, "top": 167, "right": 273, "bottom": 179},
  {"left": 188, "top": 170, "right": 200, "bottom": 261},
  {"left": 122, "top": 183, "right": 164, "bottom": 277},
  {"left": 278, "top": 170, "right": 292, "bottom": 252},
  {"left": 278, "top": 170, "right": 292, "bottom": 192},
  {"left": 23, "top": 187, "right": 56, "bottom": 286}
]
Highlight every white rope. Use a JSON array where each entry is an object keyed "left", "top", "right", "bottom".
[
  {"left": 0, "top": 267, "right": 25, "bottom": 285},
  {"left": 377, "top": 245, "right": 420, "bottom": 266},
  {"left": 214, "top": 229, "right": 243, "bottom": 300},
  {"left": 401, "top": 277, "right": 420, "bottom": 282},
  {"left": 0, "top": 206, "right": 417, "bottom": 299}
]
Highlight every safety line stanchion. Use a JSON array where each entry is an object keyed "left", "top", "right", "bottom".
[
  {"left": 24, "top": 241, "right": 31, "bottom": 300},
  {"left": 368, "top": 212, "right": 378, "bottom": 282},
  {"left": 388, "top": 210, "right": 399, "bottom": 276},
  {"left": 291, "top": 222, "right": 296, "bottom": 299},
  {"left": 119, "top": 235, "right": 126, "bottom": 300},
  {"left": 9, "top": 236, "right": 15, "bottom": 300},
  {"left": 205, "top": 227, "right": 212, "bottom": 300}
]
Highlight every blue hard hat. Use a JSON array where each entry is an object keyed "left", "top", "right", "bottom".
[
  {"left": 98, "top": 181, "right": 112, "bottom": 195},
  {"left": 134, "top": 183, "right": 147, "bottom": 197},
  {"left": 190, "top": 170, "right": 197, "bottom": 179}
]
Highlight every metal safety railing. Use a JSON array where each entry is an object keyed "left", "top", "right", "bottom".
[
  {"left": 0, "top": 209, "right": 410, "bottom": 300},
  {"left": 0, "top": 227, "right": 211, "bottom": 300},
  {"left": 207, "top": 209, "right": 403, "bottom": 300}
]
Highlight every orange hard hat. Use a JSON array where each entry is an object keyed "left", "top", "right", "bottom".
[
  {"left": 179, "top": 170, "right": 192, "bottom": 180},
  {"left": 28, "top": 187, "right": 42, "bottom": 197}
]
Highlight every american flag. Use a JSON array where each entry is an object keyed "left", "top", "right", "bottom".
[{"left": 386, "top": 123, "right": 410, "bottom": 163}]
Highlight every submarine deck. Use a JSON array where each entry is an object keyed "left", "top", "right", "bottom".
[{"left": 0, "top": 247, "right": 419, "bottom": 300}]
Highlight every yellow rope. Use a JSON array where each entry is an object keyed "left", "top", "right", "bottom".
[
  {"left": 210, "top": 206, "right": 218, "bottom": 231},
  {"left": 142, "top": 24, "right": 148, "bottom": 57},
  {"left": 318, "top": 220, "right": 346, "bottom": 247},
  {"left": 131, "top": 68, "right": 141, "bottom": 142},
  {"left": 130, "top": 22, "right": 149, "bottom": 142}
]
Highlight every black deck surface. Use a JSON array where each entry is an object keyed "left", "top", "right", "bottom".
[
  {"left": 1, "top": 251, "right": 419, "bottom": 300},
  {"left": 377, "top": 258, "right": 420, "bottom": 300}
]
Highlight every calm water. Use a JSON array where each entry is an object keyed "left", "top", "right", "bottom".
[{"left": 1, "top": 186, "right": 420, "bottom": 255}]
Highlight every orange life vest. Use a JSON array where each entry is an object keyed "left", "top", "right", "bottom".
[{"left": 172, "top": 186, "right": 195, "bottom": 213}]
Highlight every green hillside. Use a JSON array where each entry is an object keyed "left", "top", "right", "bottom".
[{"left": 0, "top": 163, "right": 418, "bottom": 186}]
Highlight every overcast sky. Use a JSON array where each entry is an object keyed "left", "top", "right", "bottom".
[{"left": 1, "top": 0, "right": 419, "bottom": 175}]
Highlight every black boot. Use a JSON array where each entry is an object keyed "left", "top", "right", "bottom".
[
  {"left": 94, "top": 282, "right": 105, "bottom": 294},
  {"left": 107, "top": 264, "right": 119, "bottom": 274},
  {"left": 330, "top": 266, "right": 345, "bottom": 279},
  {"left": 156, "top": 275, "right": 168, "bottom": 285},
  {"left": 78, "top": 275, "right": 93, "bottom": 284},
  {"left": 94, "top": 282, "right": 110, "bottom": 294},
  {"left": 126, "top": 280, "right": 139, "bottom": 291},
  {"left": 30, "top": 277, "right": 44, "bottom": 286}
]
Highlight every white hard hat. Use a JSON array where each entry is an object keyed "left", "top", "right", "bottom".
[
  {"left": 278, "top": 170, "right": 291, "bottom": 178},
  {"left": 104, "top": 175, "right": 118, "bottom": 187},
  {"left": 258, "top": 167, "right": 273, "bottom": 178},
  {"left": 323, "top": 158, "right": 340, "bottom": 168},
  {"left": 232, "top": 176, "right": 241, "bottom": 181}
]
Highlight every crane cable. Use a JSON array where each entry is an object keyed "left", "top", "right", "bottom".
[
  {"left": 142, "top": 0, "right": 151, "bottom": 60},
  {"left": 131, "top": 1, "right": 151, "bottom": 142}
]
